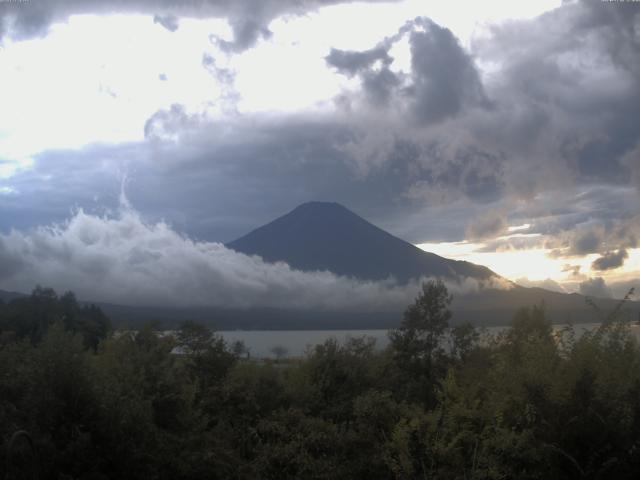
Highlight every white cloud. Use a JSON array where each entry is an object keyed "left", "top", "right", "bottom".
[
  {"left": 0, "top": 15, "right": 229, "bottom": 164},
  {"left": 0, "top": 206, "right": 499, "bottom": 310}
]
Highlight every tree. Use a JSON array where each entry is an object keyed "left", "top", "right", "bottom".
[
  {"left": 390, "top": 279, "right": 452, "bottom": 367},
  {"left": 0, "top": 287, "right": 110, "bottom": 348},
  {"left": 231, "top": 339, "right": 249, "bottom": 358},
  {"left": 270, "top": 345, "right": 289, "bottom": 360},
  {"left": 509, "top": 305, "right": 552, "bottom": 342},
  {"left": 305, "top": 337, "right": 377, "bottom": 421},
  {"left": 60, "top": 292, "right": 111, "bottom": 349},
  {"left": 175, "top": 321, "right": 238, "bottom": 409},
  {"left": 450, "top": 322, "right": 480, "bottom": 361},
  {"left": 176, "top": 320, "right": 213, "bottom": 356},
  {"left": 388, "top": 279, "right": 452, "bottom": 403}
]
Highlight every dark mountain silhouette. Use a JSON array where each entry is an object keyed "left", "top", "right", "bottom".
[
  {"left": 0, "top": 289, "right": 25, "bottom": 302},
  {"left": 227, "top": 202, "right": 498, "bottom": 283}
]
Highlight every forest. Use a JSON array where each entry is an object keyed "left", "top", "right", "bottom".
[{"left": 1, "top": 282, "right": 639, "bottom": 479}]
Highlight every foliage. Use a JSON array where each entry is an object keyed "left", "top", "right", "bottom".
[
  {"left": 0, "top": 286, "right": 110, "bottom": 348},
  {"left": 388, "top": 279, "right": 452, "bottom": 405},
  {"left": 0, "top": 283, "right": 639, "bottom": 479}
]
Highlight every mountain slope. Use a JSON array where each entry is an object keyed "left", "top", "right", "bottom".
[
  {"left": 228, "top": 202, "right": 497, "bottom": 283},
  {"left": 0, "top": 289, "right": 26, "bottom": 302}
]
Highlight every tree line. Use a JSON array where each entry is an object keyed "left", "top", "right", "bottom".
[{"left": 0, "top": 281, "right": 639, "bottom": 479}]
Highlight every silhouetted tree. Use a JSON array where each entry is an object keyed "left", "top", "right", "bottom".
[
  {"left": 450, "top": 322, "right": 480, "bottom": 361},
  {"left": 270, "top": 345, "right": 289, "bottom": 360},
  {"left": 177, "top": 320, "right": 213, "bottom": 356},
  {"left": 388, "top": 279, "right": 452, "bottom": 403}
]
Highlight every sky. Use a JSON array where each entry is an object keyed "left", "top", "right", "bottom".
[{"left": 0, "top": 0, "right": 639, "bottom": 306}]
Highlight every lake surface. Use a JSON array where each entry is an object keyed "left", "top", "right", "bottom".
[
  {"left": 218, "top": 329, "right": 392, "bottom": 358},
  {"left": 217, "top": 323, "right": 640, "bottom": 358}
]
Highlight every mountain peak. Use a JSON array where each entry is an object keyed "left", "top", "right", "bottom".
[
  {"left": 227, "top": 202, "right": 497, "bottom": 283},
  {"left": 294, "top": 201, "right": 346, "bottom": 210},
  {"left": 289, "top": 201, "right": 358, "bottom": 219}
]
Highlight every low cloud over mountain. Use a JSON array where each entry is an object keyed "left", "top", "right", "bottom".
[{"left": 0, "top": 205, "right": 501, "bottom": 310}]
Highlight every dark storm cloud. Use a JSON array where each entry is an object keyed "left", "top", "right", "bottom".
[
  {"left": 0, "top": 238, "right": 25, "bottom": 280},
  {"left": 523, "top": 187, "right": 639, "bottom": 242},
  {"left": 472, "top": 0, "right": 640, "bottom": 185},
  {"left": 572, "top": 230, "right": 602, "bottom": 255},
  {"left": 0, "top": 142, "right": 139, "bottom": 237},
  {"left": 0, "top": 113, "right": 397, "bottom": 242},
  {"left": 134, "top": 111, "right": 438, "bottom": 242},
  {"left": 579, "top": 276, "right": 613, "bottom": 299},
  {"left": 581, "top": 0, "right": 640, "bottom": 76},
  {"left": 465, "top": 211, "right": 507, "bottom": 241},
  {"left": 216, "top": 18, "right": 272, "bottom": 53},
  {"left": 1, "top": 103, "right": 484, "bottom": 246},
  {"left": 538, "top": 191, "right": 640, "bottom": 260},
  {"left": 624, "top": 147, "right": 640, "bottom": 191},
  {"left": 326, "top": 45, "right": 400, "bottom": 107},
  {"left": 326, "top": 46, "right": 392, "bottom": 76},
  {"left": 326, "top": 17, "right": 488, "bottom": 120},
  {"left": 0, "top": 0, "right": 401, "bottom": 52},
  {"left": 317, "top": 19, "right": 512, "bottom": 219},
  {"left": 475, "top": 235, "right": 544, "bottom": 254},
  {"left": 382, "top": 1, "right": 640, "bottom": 248},
  {"left": 403, "top": 144, "right": 506, "bottom": 207},
  {"left": 592, "top": 249, "right": 629, "bottom": 271},
  {"left": 360, "top": 68, "right": 402, "bottom": 107},
  {"left": 406, "top": 19, "right": 488, "bottom": 125}
]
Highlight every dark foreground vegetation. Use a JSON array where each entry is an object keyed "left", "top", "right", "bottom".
[{"left": 1, "top": 283, "right": 639, "bottom": 479}]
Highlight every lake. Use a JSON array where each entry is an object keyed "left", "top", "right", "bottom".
[
  {"left": 218, "top": 329, "right": 391, "bottom": 358},
  {"left": 216, "top": 322, "right": 640, "bottom": 358}
]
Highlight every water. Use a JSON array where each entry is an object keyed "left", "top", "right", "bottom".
[
  {"left": 217, "top": 329, "right": 391, "bottom": 358},
  {"left": 217, "top": 323, "right": 640, "bottom": 358}
]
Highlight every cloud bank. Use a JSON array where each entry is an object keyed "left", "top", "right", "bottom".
[{"left": 0, "top": 207, "right": 500, "bottom": 310}]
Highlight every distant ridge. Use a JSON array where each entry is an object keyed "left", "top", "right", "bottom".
[
  {"left": 227, "top": 202, "right": 498, "bottom": 283},
  {"left": 0, "top": 289, "right": 26, "bottom": 302}
]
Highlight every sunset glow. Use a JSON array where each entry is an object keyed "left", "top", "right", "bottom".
[{"left": 418, "top": 238, "right": 640, "bottom": 296}]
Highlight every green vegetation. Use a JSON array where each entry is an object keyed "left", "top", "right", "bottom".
[{"left": 1, "top": 281, "right": 639, "bottom": 479}]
